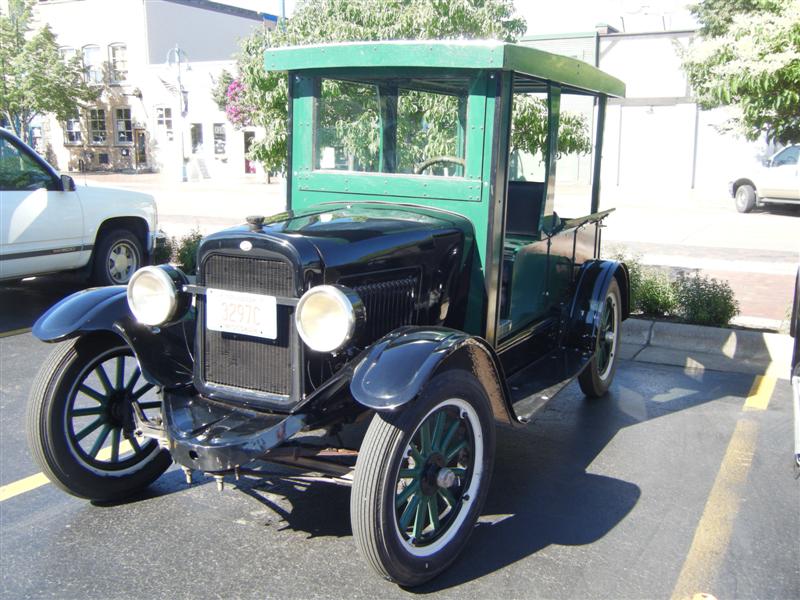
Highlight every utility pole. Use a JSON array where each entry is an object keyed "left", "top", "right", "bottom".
[{"left": 166, "top": 44, "right": 189, "bottom": 182}]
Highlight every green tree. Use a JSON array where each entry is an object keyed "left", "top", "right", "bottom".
[
  {"left": 0, "top": 0, "right": 96, "bottom": 144},
  {"left": 226, "top": 0, "right": 590, "bottom": 173},
  {"left": 211, "top": 69, "right": 234, "bottom": 112},
  {"left": 682, "top": 0, "right": 800, "bottom": 143}
]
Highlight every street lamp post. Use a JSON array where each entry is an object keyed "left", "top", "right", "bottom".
[{"left": 166, "top": 44, "right": 189, "bottom": 182}]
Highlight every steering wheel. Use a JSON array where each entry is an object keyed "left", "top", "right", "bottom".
[{"left": 414, "top": 156, "right": 466, "bottom": 175}]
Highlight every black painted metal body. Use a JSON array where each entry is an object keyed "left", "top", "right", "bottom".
[{"left": 34, "top": 200, "right": 627, "bottom": 474}]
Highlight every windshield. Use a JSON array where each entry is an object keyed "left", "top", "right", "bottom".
[{"left": 314, "top": 74, "right": 471, "bottom": 178}]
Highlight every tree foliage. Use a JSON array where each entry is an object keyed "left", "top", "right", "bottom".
[
  {"left": 0, "top": 0, "right": 97, "bottom": 143},
  {"left": 682, "top": 0, "right": 800, "bottom": 143},
  {"left": 226, "top": 0, "right": 590, "bottom": 173},
  {"left": 211, "top": 69, "right": 234, "bottom": 112}
]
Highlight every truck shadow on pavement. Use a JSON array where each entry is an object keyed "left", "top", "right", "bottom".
[
  {"left": 417, "top": 362, "right": 749, "bottom": 592},
  {"left": 180, "top": 361, "right": 749, "bottom": 591}
]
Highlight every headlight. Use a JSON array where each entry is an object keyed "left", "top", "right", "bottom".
[
  {"left": 126, "top": 265, "right": 187, "bottom": 326},
  {"left": 295, "top": 285, "right": 364, "bottom": 353}
]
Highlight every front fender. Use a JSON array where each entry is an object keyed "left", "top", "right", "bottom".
[
  {"left": 350, "top": 327, "right": 517, "bottom": 425},
  {"left": 33, "top": 286, "right": 130, "bottom": 341},
  {"left": 33, "top": 286, "right": 194, "bottom": 388}
]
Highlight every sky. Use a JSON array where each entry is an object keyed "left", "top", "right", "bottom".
[{"left": 223, "top": 0, "right": 698, "bottom": 34}]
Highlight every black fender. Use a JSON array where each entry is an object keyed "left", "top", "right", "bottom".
[
  {"left": 349, "top": 327, "right": 518, "bottom": 425},
  {"left": 565, "top": 259, "right": 630, "bottom": 352},
  {"left": 32, "top": 286, "right": 195, "bottom": 388}
]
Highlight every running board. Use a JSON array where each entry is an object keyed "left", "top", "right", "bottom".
[{"left": 508, "top": 347, "right": 590, "bottom": 423}]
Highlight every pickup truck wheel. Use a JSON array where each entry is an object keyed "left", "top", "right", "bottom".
[
  {"left": 735, "top": 184, "right": 756, "bottom": 213},
  {"left": 351, "top": 371, "right": 495, "bottom": 587},
  {"left": 27, "top": 334, "right": 171, "bottom": 502},
  {"left": 579, "top": 279, "right": 621, "bottom": 398},
  {"left": 92, "top": 229, "right": 143, "bottom": 286}
]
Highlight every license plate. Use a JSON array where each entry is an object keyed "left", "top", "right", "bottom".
[{"left": 206, "top": 288, "right": 277, "bottom": 340}]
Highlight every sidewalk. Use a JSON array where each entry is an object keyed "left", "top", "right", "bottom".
[{"left": 601, "top": 193, "right": 799, "bottom": 330}]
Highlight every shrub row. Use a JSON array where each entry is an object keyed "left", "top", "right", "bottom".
[
  {"left": 152, "top": 228, "right": 203, "bottom": 275},
  {"left": 610, "top": 251, "right": 739, "bottom": 327}
]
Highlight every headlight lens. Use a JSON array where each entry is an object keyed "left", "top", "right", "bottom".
[
  {"left": 295, "top": 285, "right": 363, "bottom": 353},
  {"left": 127, "top": 266, "right": 179, "bottom": 326}
]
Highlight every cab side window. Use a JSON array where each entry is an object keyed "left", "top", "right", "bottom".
[
  {"left": 773, "top": 146, "right": 799, "bottom": 167},
  {"left": 0, "top": 137, "right": 57, "bottom": 192}
]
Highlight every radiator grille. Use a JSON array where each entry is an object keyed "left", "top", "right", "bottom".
[
  {"left": 201, "top": 254, "right": 295, "bottom": 397},
  {"left": 354, "top": 277, "right": 419, "bottom": 343},
  {"left": 203, "top": 254, "right": 294, "bottom": 296}
]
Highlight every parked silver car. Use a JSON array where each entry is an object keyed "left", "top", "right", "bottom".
[{"left": 729, "top": 145, "right": 800, "bottom": 213}]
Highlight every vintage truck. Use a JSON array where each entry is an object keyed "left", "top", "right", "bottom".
[{"left": 28, "top": 40, "right": 628, "bottom": 586}]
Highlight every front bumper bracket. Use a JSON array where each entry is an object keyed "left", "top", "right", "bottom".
[{"left": 134, "top": 392, "right": 306, "bottom": 473}]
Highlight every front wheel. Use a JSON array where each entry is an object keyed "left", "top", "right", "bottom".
[
  {"left": 27, "top": 333, "right": 171, "bottom": 502},
  {"left": 350, "top": 370, "right": 495, "bottom": 587},
  {"left": 579, "top": 279, "right": 622, "bottom": 398}
]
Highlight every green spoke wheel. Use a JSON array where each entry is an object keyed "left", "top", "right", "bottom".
[
  {"left": 351, "top": 370, "right": 495, "bottom": 587},
  {"left": 579, "top": 279, "right": 622, "bottom": 398},
  {"left": 27, "top": 334, "right": 171, "bottom": 502},
  {"left": 392, "top": 403, "right": 475, "bottom": 547}
]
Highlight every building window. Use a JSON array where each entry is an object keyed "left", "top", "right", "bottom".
[
  {"left": 64, "top": 113, "right": 82, "bottom": 144},
  {"left": 59, "top": 46, "right": 76, "bottom": 64},
  {"left": 82, "top": 45, "right": 102, "bottom": 83},
  {"left": 89, "top": 109, "right": 107, "bottom": 144},
  {"left": 213, "top": 123, "right": 226, "bottom": 154},
  {"left": 108, "top": 43, "right": 127, "bottom": 82},
  {"left": 115, "top": 108, "right": 133, "bottom": 144},
  {"left": 156, "top": 107, "right": 173, "bottom": 130}
]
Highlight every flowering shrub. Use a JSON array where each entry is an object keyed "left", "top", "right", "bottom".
[{"left": 225, "top": 79, "right": 253, "bottom": 128}]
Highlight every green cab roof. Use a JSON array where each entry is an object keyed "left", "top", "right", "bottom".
[{"left": 264, "top": 40, "right": 625, "bottom": 98}]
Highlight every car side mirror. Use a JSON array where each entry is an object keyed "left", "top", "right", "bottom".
[{"left": 60, "top": 174, "right": 76, "bottom": 191}]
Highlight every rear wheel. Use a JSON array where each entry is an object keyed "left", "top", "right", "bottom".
[
  {"left": 579, "top": 279, "right": 621, "bottom": 398},
  {"left": 351, "top": 371, "right": 495, "bottom": 587},
  {"left": 92, "top": 229, "right": 143, "bottom": 286},
  {"left": 735, "top": 184, "right": 756, "bottom": 213},
  {"left": 27, "top": 334, "right": 170, "bottom": 502}
]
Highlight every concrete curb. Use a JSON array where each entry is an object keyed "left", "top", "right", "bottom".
[{"left": 620, "top": 318, "right": 793, "bottom": 380}]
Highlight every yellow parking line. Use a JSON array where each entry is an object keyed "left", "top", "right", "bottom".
[
  {"left": 670, "top": 418, "right": 758, "bottom": 600},
  {"left": 0, "top": 441, "right": 133, "bottom": 502},
  {"left": 744, "top": 375, "right": 776, "bottom": 411},
  {"left": 671, "top": 373, "right": 774, "bottom": 599},
  {"left": 0, "top": 327, "right": 32, "bottom": 339},
  {"left": 0, "top": 472, "right": 50, "bottom": 502}
]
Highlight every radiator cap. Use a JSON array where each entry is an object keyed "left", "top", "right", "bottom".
[{"left": 245, "top": 215, "right": 265, "bottom": 231}]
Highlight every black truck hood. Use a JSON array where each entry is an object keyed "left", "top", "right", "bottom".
[{"left": 202, "top": 202, "right": 474, "bottom": 282}]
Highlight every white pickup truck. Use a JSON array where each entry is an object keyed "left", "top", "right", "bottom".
[
  {"left": 0, "top": 128, "right": 157, "bottom": 285},
  {"left": 729, "top": 144, "right": 800, "bottom": 213}
]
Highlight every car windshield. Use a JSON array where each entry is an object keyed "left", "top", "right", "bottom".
[{"left": 314, "top": 74, "right": 472, "bottom": 178}]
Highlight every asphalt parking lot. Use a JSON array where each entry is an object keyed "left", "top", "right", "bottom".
[{"left": 1, "top": 302, "right": 797, "bottom": 598}]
